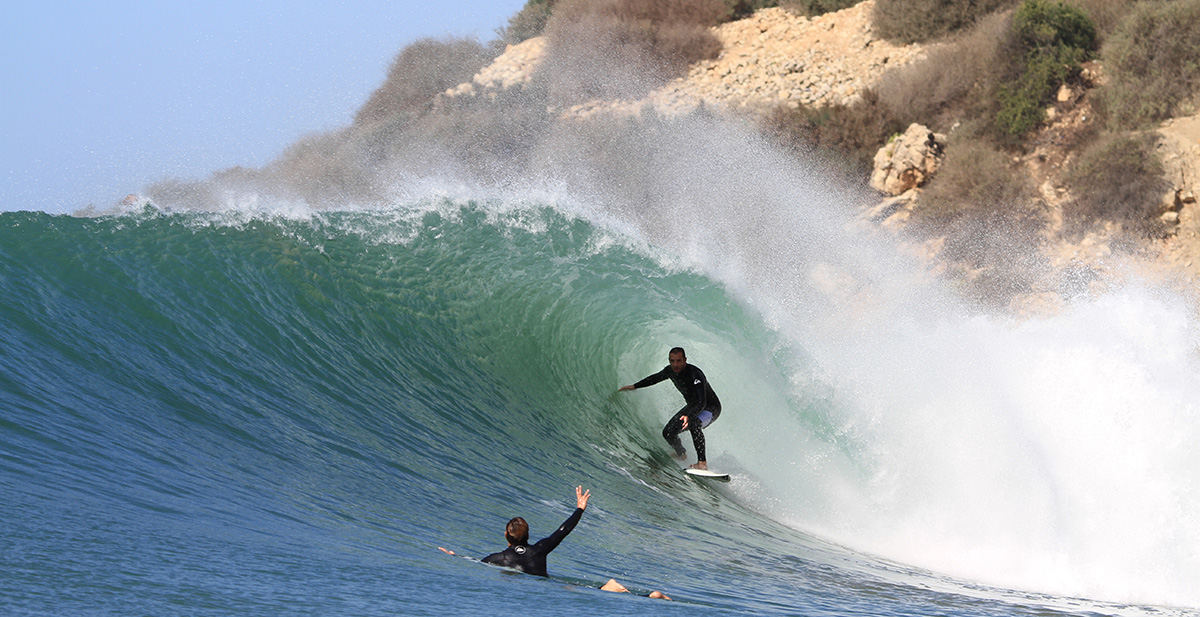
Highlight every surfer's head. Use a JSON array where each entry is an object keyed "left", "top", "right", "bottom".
[
  {"left": 505, "top": 517, "right": 529, "bottom": 545},
  {"left": 668, "top": 347, "right": 687, "bottom": 373}
]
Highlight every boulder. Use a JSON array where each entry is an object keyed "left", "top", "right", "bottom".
[
  {"left": 870, "top": 123, "right": 946, "bottom": 196},
  {"left": 863, "top": 188, "right": 918, "bottom": 230}
]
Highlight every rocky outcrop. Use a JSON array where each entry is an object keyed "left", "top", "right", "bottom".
[
  {"left": 870, "top": 123, "right": 946, "bottom": 196},
  {"left": 1152, "top": 113, "right": 1200, "bottom": 276},
  {"left": 863, "top": 189, "right": 919, "bottom": 230},
  {"left": 445, "top": 37, "right": 546, "bottom": 98},
  {"left": 634, "top": 1, "right": 924, "bottom": 114},
  {"left": 1157, "top": 115, "right": 1200, "bottom": 219}
]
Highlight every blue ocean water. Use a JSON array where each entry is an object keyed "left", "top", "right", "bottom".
[{"left": 2, "top": 200, "right": 1198, "bottom": 616}]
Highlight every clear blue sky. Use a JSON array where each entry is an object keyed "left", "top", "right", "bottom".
[{"left": 1, "top": 1, "right": 526, "bottom": 214}]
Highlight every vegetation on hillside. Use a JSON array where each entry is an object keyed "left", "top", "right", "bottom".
[
  {"left": 912, "top": 137, "right": 1048, "bottom": 306},
  {"left": 993, "top": 0, "right": 1096, "bottom": 137},
  {"left": 762, "top": 0, "right": 1178, "bottom": 242},
  {"left": 1098, "top": 0, "right": 1200, "bottom": 129},
  {"left": 353, "top": 37, "right": 496, "bottom": 127},
  {"left": 502, "top": 0, "right": 867, "bottom": 43},
  {"left": 761, "top": 90, "right": 904, "bottom": 179},
  {"left": 1061, "top": 134, "right": 1170, "bottom": 242},
  {"left": 755, "top": 0, "right": 1189, "bottom": 306},
  {"left": 500, "top": 0, "right": 560, "bottom": 44},
  {"left": 872, "top": 0, "right": 1016, "bottom": 44},
  {"left": 537, "top": 0, "right": 726, "bottom": 104}
]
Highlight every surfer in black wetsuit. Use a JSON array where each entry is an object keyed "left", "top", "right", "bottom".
[
  {"left": 437, "top": 487, "right": 672, "bottom": 599},
  {"left": 619, "top": 347, "right": 721, "bottom": 470},
  {"left": 439, "top": 486, "right": 590, "bottom": 577}
]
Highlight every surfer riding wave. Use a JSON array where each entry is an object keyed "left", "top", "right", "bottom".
[{"left": 619, "top": 347, "right": 722, "bottom": 470}]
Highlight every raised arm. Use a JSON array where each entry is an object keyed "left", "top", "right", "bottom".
[{"left": 532, "top": 486, "right": 590, "bottom": 553}]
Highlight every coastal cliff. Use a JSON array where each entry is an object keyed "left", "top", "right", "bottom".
[{"left": 447, "top": 0, "right": 1200, "bottom": 314}]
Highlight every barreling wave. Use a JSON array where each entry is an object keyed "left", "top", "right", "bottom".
[{"left": 2, "top": 200, "right": 1198, "bottom": 616}]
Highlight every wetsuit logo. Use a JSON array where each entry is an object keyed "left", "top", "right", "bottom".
[
  {"left": 515, "top": 546, "right": 526, "bottom": 555},
  {"left": 694, "top": 379, "right": 701, "bottom": 385}
]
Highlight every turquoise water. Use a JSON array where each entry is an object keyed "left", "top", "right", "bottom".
[{"left": 1, "top": 201, "right": 1196, "bottom": 616}]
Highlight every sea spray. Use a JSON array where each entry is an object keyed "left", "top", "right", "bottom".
[
  {"left": 33, "top": 104, "right": 1200, "bottom": 611},
  {"left": 718, "top": 276, "right": 1200, "bottom": 607},
  {"left": 517, "top": 112, "right": 1200, "bottom": 608}
]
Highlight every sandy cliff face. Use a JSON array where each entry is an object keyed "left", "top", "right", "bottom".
[
  {"left": 1153, "top": 116, "right": 1200, "bottom": 274},
  {"left": 608, "top": 2, "right": 923, "bottom": 115},
  {"left": 449, "top": 0, "right": 923, "bottom": 118}
]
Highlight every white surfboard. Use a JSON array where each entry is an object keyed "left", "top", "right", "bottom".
[{"left": 684, "top": 468, "right": 731, "bottom": 482}]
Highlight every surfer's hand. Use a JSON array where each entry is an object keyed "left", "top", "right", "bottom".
[
  {"left": 618, "top": 385, "right": 634, "bottom": 392},
  {"left": 438, "top": 547, "right": 455, "bottom": 555},
  {"left": 679, "top": 415, "right": 689, "bottom": 430},
  {"left": 576, "top": 486, "right": 591, "bottom": 510}
]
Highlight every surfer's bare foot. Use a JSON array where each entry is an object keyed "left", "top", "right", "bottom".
[
  {"left": 671, "top": 452, "right": 687, "bottom": 462},
  {"left": 688, "top": 462, "right": 707, "bottom": 470},
  {"left": 601, "top": 579, "right": 629, "bottom": 593},
  {"left": 603, "top": 578, "right": 671, "bottom": 601}
]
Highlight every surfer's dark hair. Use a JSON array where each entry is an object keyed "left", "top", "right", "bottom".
[
  {"left": 669, "top": 347, "right": 686, "bottom": 357},
  {"left": 505, "top": 517, "right": 529, "bottom": 545}
]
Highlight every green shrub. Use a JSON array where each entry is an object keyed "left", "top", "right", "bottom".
[
  {"left": 1012, "top": 0, "right": 1096, "bottom": 52},
  {"left": 993, "top": 0, "right": 1096, "bottom": 136},
  {"left": 1061, "top": 133, "right": 1169, "bottom": 239},
  {"left": 873, "top": 0, "right": 1016, "bottom": 44},
  {"left": 995, "top": 54, "right": 1073, "bottom": 135},
  {"left": 1099, "top": 0, "right": 1200, "bottom": 129}
]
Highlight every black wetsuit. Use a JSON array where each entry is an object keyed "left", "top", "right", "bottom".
[
  {"left": 632, "top": 364, "right": 722, "bottom": 462},
  {"left": 481, "top": 508, "right": 584, "bottom": 577}
]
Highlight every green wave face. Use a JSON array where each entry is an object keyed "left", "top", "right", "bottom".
[{"left": 2, "top": 200, "right": 1195, "bottom": 616}]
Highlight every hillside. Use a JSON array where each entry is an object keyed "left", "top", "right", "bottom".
[{"left": 450, "top": 0, "right": 1200, "bottom": 314}]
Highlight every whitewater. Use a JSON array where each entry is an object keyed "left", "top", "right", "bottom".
[{"left": 2, "top": 113, "right": 1199, "bottom": 617}]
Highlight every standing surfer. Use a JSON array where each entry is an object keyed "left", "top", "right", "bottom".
[{"left": 619, "top": 347, "right": 722, "bottom": 470}]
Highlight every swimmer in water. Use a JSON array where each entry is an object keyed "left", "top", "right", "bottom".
[{"left": 438, "top": 486, "right": 670, "bottom": 599}]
